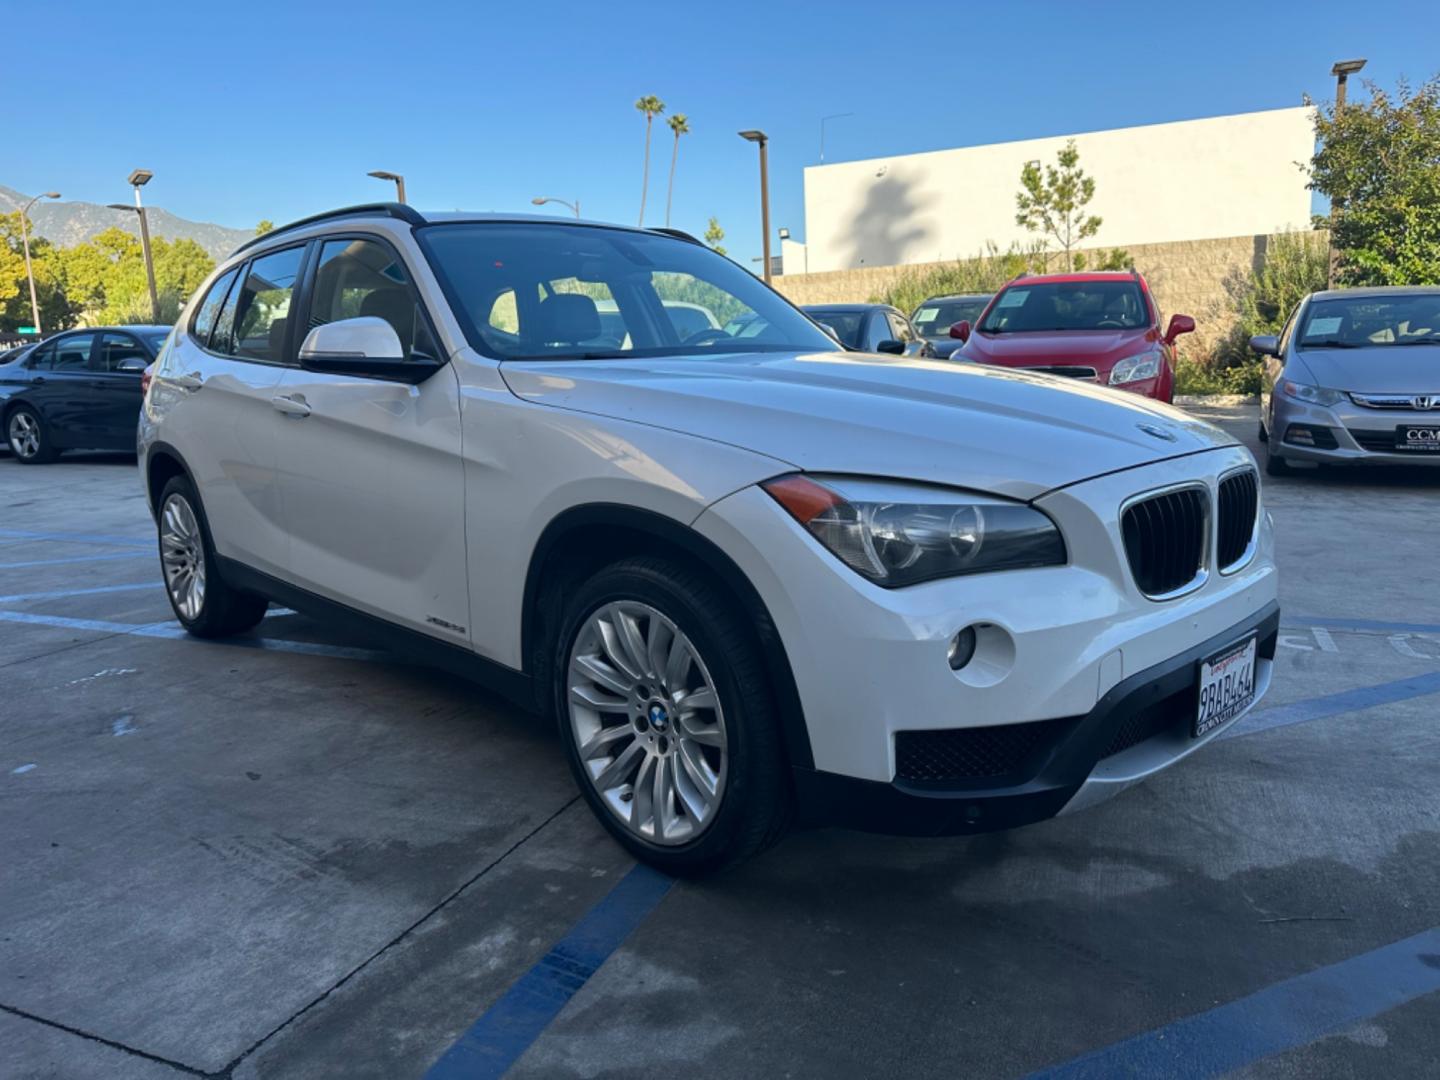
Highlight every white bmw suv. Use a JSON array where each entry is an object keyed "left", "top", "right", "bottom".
[{"left": 140, "top": 204, "right": 1278, "bottom": 874}]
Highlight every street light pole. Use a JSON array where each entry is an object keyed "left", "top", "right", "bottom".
[
  {"left": 368, "top": 170, "right": 407, "bottom": 203},
  {"left": 1327, "top": 59, "right": 1367, "bottom": 287},
  {"left": 739, "top": 130, "right": 772, "bottom": 283},
  {"left": 18, "top": 191, "right": 60, "bottom": 336},
  {"left": 531, "top": 196, "right": 581, "bottom": 219}
]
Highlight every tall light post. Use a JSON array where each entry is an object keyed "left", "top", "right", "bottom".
[
  {"left": 1327, "top": 59, "right": 1366, "bottom": 286},
  {"left": 1331, "top": 58, "right": 1366, "bottom": 110},
  {"left": 738, "top": 130, "right": 772, "bottom": 283},
  {"left": 18, "top": 191, "right": 60, "bottom": 336},
  {"left": 819, "top": 112, "right": 854, "bottom": 163},
  {"left": 106, "top": 169, "right": 160, "bottom": 323},
  {"left": 368, "top": 170, "right": 407, "bottom": 203},
  {"left": 531, "top": 196, "right": 580, "bottom": 219}
]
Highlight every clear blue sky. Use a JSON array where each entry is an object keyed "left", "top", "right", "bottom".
[{"left": 12, "top": 0, "right": 1439, "bottom": 266}]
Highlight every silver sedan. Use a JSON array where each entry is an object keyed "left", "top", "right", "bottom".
[{"left": 1254, "top": 286, "right": 1440, "bottom": 475}]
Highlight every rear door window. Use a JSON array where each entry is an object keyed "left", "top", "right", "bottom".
[
  {"left": 193, "top": 268, "right": 239, "bottom": 347},
  {"left": 97, "top": 333, "right": 148, "bottom": 372},
  {"left": 46, "top": 333, "right": 96, "bottom": 371}
]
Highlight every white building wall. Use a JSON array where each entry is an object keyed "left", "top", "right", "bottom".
[{"left": 801, "top": 107, "right": 1316, "bottom": 273}]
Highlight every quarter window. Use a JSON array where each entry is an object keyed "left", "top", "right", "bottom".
[
  {"left": 308, "top": 238, "right": 437, "bottom": 359},
  {"left": 192, "top": 268, "right": 239, "bottom": 347},
  {"left": 230, "top": 246, "right": 305, "bottom": 363}
]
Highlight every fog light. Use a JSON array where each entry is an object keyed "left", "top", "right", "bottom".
[{"left": 948, "top": 625, "right": 978, "bottom": 670}]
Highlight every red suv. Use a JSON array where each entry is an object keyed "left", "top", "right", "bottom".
[{"left": 951, "top": 271, "right": 1194, "bottom": 402}]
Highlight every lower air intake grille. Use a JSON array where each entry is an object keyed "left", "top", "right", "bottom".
[
  {"left": 1100, "top": 686, "right": 1192, "bottom": 758},
  {"left": 1216, "top": 469, "right": 1259, "bottom": 570},
  {"left": 1121, "top": 487, "right": 1208, "bottom": 598},
  {"left": 895, "top": 718, "right": 1075, "bottom": 784}
]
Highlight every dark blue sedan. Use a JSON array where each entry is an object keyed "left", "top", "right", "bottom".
[{"left": 2, "top": 325, "right": 171, "bottom": 463}]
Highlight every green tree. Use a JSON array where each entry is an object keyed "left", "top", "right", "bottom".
[
  {"left": 703, "top": 216, "right": 726, "bottom": 256},
  {"left": 255, "top": 219, "right": 275, "bottom": 235},
  {"left": 635, "top": 94, "right": 666, "bottom": 225},
  {"left": 1310, "top": 75, "right": 1440, "bottom": 285},
  {"left": 664, "top": 113, "right": 689, "bottom": 227},
  {"left": 54, "top": 226, "right": 214, "bottom": 325},
  {"left": 0, "top": 212, "right": 74, "bottom": 332},
  {"left": 1015, "top": 139, "right": 1103, "bottom": 269}
]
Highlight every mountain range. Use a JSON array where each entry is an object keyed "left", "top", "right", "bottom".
[{"left": 1, "top": 185, "right": 252, "bottom": 260}]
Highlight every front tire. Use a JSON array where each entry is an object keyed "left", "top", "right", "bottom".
[
  {"left": 553, "top": 557, "right": 790, "bottom": 875},
  {"left": 7, "top": 406, "right": 57, "bottom": 463},
  {"left": 1264, "top": 437, "right": 1291, "bottom": 477},
  {"left": 158, "top": 475, "right": 268, "bottom": 638}
]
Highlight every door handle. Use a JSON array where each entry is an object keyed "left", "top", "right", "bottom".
[
  {"left": 271, "top": 394, "right": 312, "bottom": 418},
  {"left": 31, "top": 376, "right": 46, "bottom": 385},
  {"left": 171, "top": 371, "right": 204, "bottom": 390}
]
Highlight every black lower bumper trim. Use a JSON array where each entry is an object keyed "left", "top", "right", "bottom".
[{"left": 793, "top": 601, "right": 1280, "bottom": 837}]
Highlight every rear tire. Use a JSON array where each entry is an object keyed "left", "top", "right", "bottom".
[
  {"left": 7, "top": 405, "right": 57, "bottom": 464},
  {"left": 553, "top": 556, "right": 790, "bottom": 875},
  {"left": 157, "top": 475, "right": 268, "bottom": 638}
]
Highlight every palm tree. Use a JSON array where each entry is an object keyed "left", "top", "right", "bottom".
[
  {"left": 664, "top": 113, "right": 690, "bottom": 227},
  {"left": 635, "top": 95, "right": 666, "bottom": 225}
]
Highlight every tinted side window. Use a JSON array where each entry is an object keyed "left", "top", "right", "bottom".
[
  {"left": 308, "top": 238, "right": 436, "bottom": 358},
  {"left": 193, "top": 268, "right": 239, "bottom": 347},
  {"left": 98, "top": 333, "right": 147, "bottom": 372},
  {"left": 47, "top": 333, "right": 96, "bottom": 371},
  {"left": 231, "top": 246, "right": 305, "bottom": 363},
  {"left": 886, "top": 313, "right": 912, "bottom": 342}
]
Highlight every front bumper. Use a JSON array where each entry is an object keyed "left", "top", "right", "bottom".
[
  {"left": 1272, "top": 395, "right": 1440, "bottom": 466},
  {"left": 791, "top": 603, "right": 1277, "bottom": 835}
]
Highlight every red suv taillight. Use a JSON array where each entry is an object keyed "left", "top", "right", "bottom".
[{"left": 141, "top": 364, "right": 154, "bottom": 396}]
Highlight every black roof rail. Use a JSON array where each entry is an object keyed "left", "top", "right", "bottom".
[
  {"left": 233, "top": 203, "right": 427, "bottom": 254},
  {"left": 651, "top": 226, "right": 703, "bottom": 245}
]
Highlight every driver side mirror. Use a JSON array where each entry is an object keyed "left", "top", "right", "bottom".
[
  {"left": 116, "top": 358, "right": 149, "bottom": 374},
  {"left": 949, "top": 320, "right": 971, "bottom": 342},
  {"left": 1248, "top": 334, "right": 1280, "bottom": 357},
  {"left": 299, "top": 317, "right": 439, "bottom": 384},
  {"left": 876, "top": 339, "right": 905, "bottom": 355},
  {"left": 1164, "top": 314, "right": 1196, "bottom": 345}
]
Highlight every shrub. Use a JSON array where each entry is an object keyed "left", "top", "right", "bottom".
[
  {"left": 871, "top": 242, "right": 1045, "bottom": 313},
  {"left": 1211, "top": 229, "right": 1328, "bottom": 368},
  {"left": 1174, "top": 357, "right": 1264, "bottom": 396}
]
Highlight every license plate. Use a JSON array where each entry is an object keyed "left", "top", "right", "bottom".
[
  {"left": 1195, "top": 634, "right": 1258, "bottom": 737},
  {"left": 1397, "top": 424, "right": 1440, "bottom": 451}
]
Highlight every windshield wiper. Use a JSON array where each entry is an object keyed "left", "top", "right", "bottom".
[
  {"left": 1395, "top": 336, "right": 1440, "bottom": 345},
  {"left": 1300, "top": 339, "right": 1361, "bottom": 349}
]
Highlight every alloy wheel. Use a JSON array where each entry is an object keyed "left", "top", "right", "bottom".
[
  {"left": 8, "top": 412, "right": 40, "bottom": 459},
  {"left": 567, "top": 601, "right": 728, "bottom": 845},
  {"left": 160, "top": 494, "right": 207, "bottom": 621}
]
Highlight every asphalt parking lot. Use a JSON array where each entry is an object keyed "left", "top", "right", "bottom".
[{"left": 3, "top": 402, "right": 1439, "bottom": 1080}]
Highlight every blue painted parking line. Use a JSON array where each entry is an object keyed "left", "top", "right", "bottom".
[
  {"left": 424, "top": 863, "right": 674, "bottom": 1080},
  {"left": 0, "top": 527, "right": 151, "bottom": 548},
  {"left": 1027, "top": 926, "right": 1440, "bottom": 1079},
  {"left": 0, "top": 552, "right": 148, "bottom": 569},
  {"left": 1222, "top": 670, "right": 1440, "bottom": 741},
  {"left": 1291, "top": 614, "right": 1440, "bottom": 635},
  {"left": 0, "top": 609, "right": 187, "bottom": 639},
  {"left": 0, "top": 582, "right": 157, "bottom": 604}
]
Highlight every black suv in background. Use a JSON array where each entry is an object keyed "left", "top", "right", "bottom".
[
  {"left": 911, "top": 293, "right": 992, "bottom": 358},
  {"left": 2, "top": 325, "right": 170, "bottom": 463}
]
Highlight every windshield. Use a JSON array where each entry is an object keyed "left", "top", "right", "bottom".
[
  {"left": 977, "top": 280, "right": 1149, "bottom": 334},
  {"left": 912, "top": 298, "right": 989, "bottom": 339},
  {"left": 1298, "top": 295, "right": 1440, "bottom": 350},
  {"left": 418, "top": 222, "right": 839, "bottom": 360},
  {"left": 805, "top": 310, "right": 865, "bottom": 348}
]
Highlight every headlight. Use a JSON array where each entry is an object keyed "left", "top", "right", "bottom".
[
  {"left": 762, "top": 474, "right": 1066, "bottom": 587},
  {"left": 1109, "top": 351, "right": 1162, "bottom": 385},
  {"left": 1282, "top": 379, "right": 1344, "bottom": 407}
]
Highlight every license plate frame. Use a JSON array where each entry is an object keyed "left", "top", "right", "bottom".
[
  {"left": 1195, "top": 633, "right": 1258, "bottom": 738},
  {"left": 1397, "top": 424, "right": 1440, "bottom": 452}
]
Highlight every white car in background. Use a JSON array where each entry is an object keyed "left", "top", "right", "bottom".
[{"left": 139, "top": 205, "right": 1278, "bottom": 874}]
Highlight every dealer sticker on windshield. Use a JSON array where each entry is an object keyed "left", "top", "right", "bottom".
[{"left": 1195, "top": 634, "right": 1258, "bottom": 738}]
